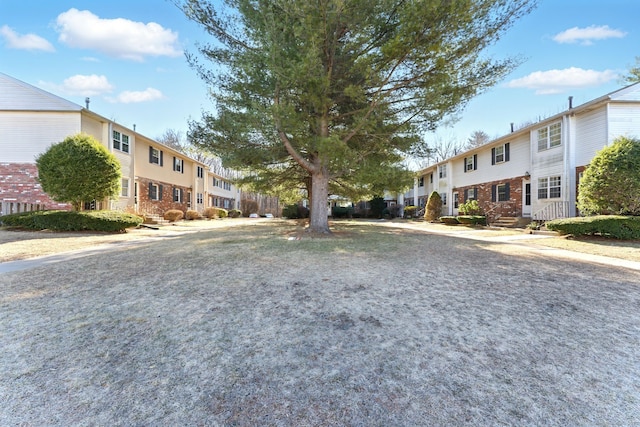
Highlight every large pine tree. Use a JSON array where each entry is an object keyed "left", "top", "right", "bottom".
[{"left": 179, "top": 0, "right": 536, "bottom": 233}]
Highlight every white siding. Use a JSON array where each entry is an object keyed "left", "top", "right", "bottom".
[
  {"left": 574, "top": 107, "right": 607, "bottom": 166},
  {"left": 608, "top": 103, "right": 640, "bottom": 142},
  {"left": 0, "top": 111, "right": 81, "bottom": 162}
]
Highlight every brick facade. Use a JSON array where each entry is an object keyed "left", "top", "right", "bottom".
[
  {"left": 137, "top": 177, "right": 190, "bottom": 216},
  {"left": 453, "top": 175, "right": 526, "bottom": 219},
  {"left": 0, "top": 163, "right": 71, "bottom": 215}
]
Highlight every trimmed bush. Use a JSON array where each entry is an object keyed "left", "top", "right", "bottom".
[
  {"left": 459, "top": 200, "right": 483, "bottom": 215},
  {"left": 440, "top": 216, "right": 459, "bottom": 225},
  {"left": 203, "top": 207, "right": 229, "bottom": 219},
  {"left": 283, "top": 204, "right": 308, "bottom": 219},
  {"left": 424, "top": 191, "right": 442, "bottom": 221},
  {"left": 546, "top": 215, "right": 640, "bottom": 240},
  {"left": 457, "top": 215, "right": 486, "bottom": 225},
  {"left": 229, "top": 209, "right": 242, "bottom": 218},
  {"left": 216, "top": 208, "right": 229, "bottom": 218},
  {"left": 0, "top": 210, "right": 142, "bottom": 232},
  {"left": 404, "top": 206, "right": 418, "bottom": 218},
  {"left": 185, "top": 210, "right": 202, "bottom": 220},
  {"left": 163, "top": 209, "right": 184, "bottom": 222}
]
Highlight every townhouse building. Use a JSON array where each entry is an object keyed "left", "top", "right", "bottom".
[
  {"left": 0, "top": 72, "right": 246, "bottom": 217},
  {"left": 407, "top": 82, "right": 640, "bottom": 223}
]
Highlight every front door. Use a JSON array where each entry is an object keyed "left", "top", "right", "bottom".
[{"left": 522, "top": 181, "right": 531, "bottom": 217}]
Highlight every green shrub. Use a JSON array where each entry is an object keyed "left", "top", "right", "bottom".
[
  {"left": 440, "top": 216, "right": 459, "bottom": 225},
  {"left": 283, "top": 204, "right": 308, "bottom": 219},
  {"left": 404, "top": 206, "right": 418, "bottom": 218},
  {"left": 459, "top": 199, "right": 483, "bottom": 215},
  {"left": 546, "top": 215, "right": 640, "bottom": 239},
  {"left": 424, "top": 191, "right": 442, "bottom": 221},
  {"left": 185, "top": 210, "right": 202, "bottom": 220},
  {"left": 228, "top": 209, "right": 242, "bottom": 218},
  {"left": 457, "top": 215, "right": 486, "bottom": 225},
  {"left": 0, "top": 210, "right": 142, "bottom": 232},
  {"left": 216, "top": 208, "right": 229, "bottom": 218},
  {"left": 203, "top": 207, "right": 218, "bottom": 219},
  {"left": 163, "top": 209, "right": 184, "bottom": 222}
]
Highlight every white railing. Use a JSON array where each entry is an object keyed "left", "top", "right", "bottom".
[{"left": 532, "top": 201, "right": 570, "bottom": 221}]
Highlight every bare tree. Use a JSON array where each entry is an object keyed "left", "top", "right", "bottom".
[{"left": 465, "top": 130, "right": 490, "bottom": 150}]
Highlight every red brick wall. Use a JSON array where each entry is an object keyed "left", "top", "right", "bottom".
[
  {"left": 0, "top": 163, "right": 71, "bottom": 210},
  {"left": 137, "top": 177, "right": 190, "bottom": 216},
  {"left": 454, "top": 175, "right": 526, "bottom": 219}
]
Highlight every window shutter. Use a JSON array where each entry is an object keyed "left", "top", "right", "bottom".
[
  {"left": 491, "top": 185, "right": 496, "bottom": 202},
  {"left": 464, "top": 189, "right": 468, "bottom": 202},
  {"left": 463, "top": 158, "right": 467, "bottom": 173},
  {"left": 160, "top": 151, "right": 164, "bottom": 166},
  {"left": 473, "top": 154, "right": 478, "bottom": 170},
  {"left": 149, "top": 147, "right": 153, "bottom": 163},
  {"left": 158, "top": 185, "right": 163, "bottom": 200},
  {"left": 505, "top": 182, "right": 510, "bottom": 200},
  {"left": 474, "top": 187, "right": 478, "bottom": 200},
  {"left": 505, "top": 143, "right": 510, "bottom": 162},
  {"left": 180, "top": 189, "right": 184, "bottom": 202},
  {"left": 149, "top": 184, "right": 153, "bottom": 199},
  {"left": 173, "top": 157, "right": 177, "bottom": 171},
  {"left": 491, "top": 148, "right": 495, "bottom": 165},
  {"left": 181, "top": 160, "right": 184, "bottom": 174}
]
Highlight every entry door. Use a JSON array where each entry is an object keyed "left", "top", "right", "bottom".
[{"left": 522, "top": 181, "right": 531, "bottom": 217}]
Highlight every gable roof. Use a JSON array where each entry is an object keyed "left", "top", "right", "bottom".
[{"left": 0, "top": 72, "right": 83, "bottom": 112}]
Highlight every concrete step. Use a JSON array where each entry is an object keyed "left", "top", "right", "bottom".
[{"left": 144, "top": 214, "right": 170, "bottom": 225}]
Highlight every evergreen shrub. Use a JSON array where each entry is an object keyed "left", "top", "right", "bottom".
[
  {"left": 0, "top": 210, "right": 142, "bottom": 232},
  {"left": 546, "top": 215, "right": 640, "bottom": 239}
]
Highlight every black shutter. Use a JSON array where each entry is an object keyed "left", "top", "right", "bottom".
[
  {"left": 180, "top": 189, "right": 184, "bottom": 202},
  {"left": 505, "top": 182, "right": 510, "bottom": 200},
  {"left": 149, "top": 184, "right": 153, "bottom": 199},
  {"left": 474, "top": 187, "right": 478, "bottom": 200},
  {"left": 491, "top": 148, "right": 496, "bottom": 165},
  {"left": 464, "top": 189, "right": 468, "bottom": 202},
  {"left": 491, "top": 185, "right": 496, "bottom": 202},
  {"left": 463, "top": 157, "right": 467, "bottom": 173},
  {"left": 173, "top": 157, "right": 177, "bottom": 171},
  {"left": 473, "top": 154, "right": 478, "bottom": 170},
  {"left": 149, "top": 147, "right": 153, "bottom": 163},
  {"left": 160, "top": 151, "right": 164, "bottom": 167},
  {"left": 505, "top": 143, "right": 510, "bottom": 162},
  {"left": 181, "top": 160, "right": 184, "bottom": 174},
  {"left": 158, "top": 185, "right": 163, "bottom": 200}
]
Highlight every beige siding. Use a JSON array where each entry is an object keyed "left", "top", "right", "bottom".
[{"left": 574, "top": 107, "right": 607, "bottom": 166}]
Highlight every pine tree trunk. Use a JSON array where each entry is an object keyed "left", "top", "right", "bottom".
[{"left": 307, "top": 168, "right": 330, "bottom": 234}]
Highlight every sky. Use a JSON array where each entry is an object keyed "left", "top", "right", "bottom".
[{"left": 1, "top": 0, "right": 639, "bottom": 153}]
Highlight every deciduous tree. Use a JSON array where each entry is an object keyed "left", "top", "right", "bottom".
[{"left": 179, "top": 0, "right": 536, "bottom": 233}]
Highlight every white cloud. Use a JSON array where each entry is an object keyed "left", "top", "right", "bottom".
[
  {"left": 0, "top": 25, "right": 55, "bottom": 52},
  {"left": 55, "top": 8, "right": 182, "bottom": 61},
  {"left": 108, "top": 88, "right": 164, "bottom": 104},
  {"left": 39, "top": 74, "right": 114, "bottom": 97},
  {"left": 505, "top": 68, "right": 618, "bottom": 94},
  {"left": 553, "top": 25, "right": 626, "bottom": 45}
]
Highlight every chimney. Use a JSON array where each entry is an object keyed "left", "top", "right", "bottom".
[
  {"left": 133, "top": 124, "right": 136, "bottom": 131},
  {"left": 85, "top": 97, "right": 90, "bottom": 109},
  {"left": 510, "top": 122, "right": 514, "bottom": 133},
  {"left": 568, "top": 96, "right": 573, "bottom": 109}
]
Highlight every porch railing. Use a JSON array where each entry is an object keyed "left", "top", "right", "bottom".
[{"left": 532, "top": 201, "right": 570, "bottom": 221}]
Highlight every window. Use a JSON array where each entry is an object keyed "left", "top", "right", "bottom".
[
  {"left": 173, "top": 187, "right": 183, "bottom": 203},
  {"left": 491, "top": 183, "right": 510, "bottom": 202},
  {"left": 197, "top": 166, "right": 204, "bottom": 178},
  {"left": 149, "top": 183, "right": 162, "bottom": 201},
  {"left": 429, "top": 173, "right": 433, "bottom": 184},
  {"left": 173, "top": 157, "right": 184, "bottom": 173},
  {"left": 453, "top": 192, "right": 459, "bottom": 209},
  {"left": 418, "top": 176, "right": 424, "bottom": 187},
  {"left": 464, "top": 188, "right": 476, "bottom": 201},
  {"left": 464, "top": 154, "right": 477, "bottom": 172},
  {"left": 121, "top": 178, "right": 129, "bottom": 197},
  {"left": 525, "top": 183, "right": 531, "bottom": 206},
  {"left": 112, "top": 131, "right": 130, "bottom": 153},
  {"left": 197, "top": 193, "right": 203, "bottom": 204},
  {"left": 492, "top": 143, "right": 510, "bottom": 164},
  {"left": 441, "top": 192, "right": 447, "bottom": 205},
  {"left": 537, "top": 122, "right": 561, "bottom": 151},
  {"left": 538, "top": 176, "right": 561, "bottom": 199},
  {"left": 224, "top": 181, "right": 231, "bottom": 191},
  {"left": 438, "top": 164, "right": 447, "bottom": 179},
  {"left": 149, "top": 147, "right": 163, "bottom": 165}
]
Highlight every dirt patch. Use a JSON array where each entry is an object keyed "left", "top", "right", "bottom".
[{"left": 1, "top": 221, "right": 639, "bottom": 425}]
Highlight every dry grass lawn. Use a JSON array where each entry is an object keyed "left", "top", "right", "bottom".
[{"left": 1, "top": 220, "right": 639, "bottom": 425}]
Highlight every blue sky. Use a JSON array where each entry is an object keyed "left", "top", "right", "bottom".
[{"left": 1, "top": 0, "right": 639, "bottom": 150}]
